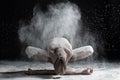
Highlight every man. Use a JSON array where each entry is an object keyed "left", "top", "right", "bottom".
[{"left": 26, "top": 37, "right": 94, "bottom": 75}]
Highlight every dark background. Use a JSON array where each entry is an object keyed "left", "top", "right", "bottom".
[{"left": 0, "top": 0, "right": 120, "bottom": 61}]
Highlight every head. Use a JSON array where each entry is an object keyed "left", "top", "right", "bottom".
[{"left": 49, "top": 47, "right": 72, "bottom": 74}]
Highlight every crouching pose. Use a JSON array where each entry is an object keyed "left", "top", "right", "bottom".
[{"left": 25, "top": 37, "right": 94, "bottom": 75}]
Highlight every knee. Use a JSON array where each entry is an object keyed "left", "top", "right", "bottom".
[
  {"left": 85, "top": 45, "right": 94, "bottom": 55},
  {"left": 25, "top": 46, "right": 35, "bottom": 58}
]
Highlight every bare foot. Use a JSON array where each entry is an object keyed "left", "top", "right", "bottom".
[
  {"left": 65, "top": 67, "right": 93, "bottom": 75},
  {"left": 27, "top": 68, "right": 33, "bottom": 74},
  {"left": 81, "top": 68, "right": 93, "bottom": 75}
]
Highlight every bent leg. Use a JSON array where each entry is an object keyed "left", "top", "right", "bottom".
[
  {"left": 70, "top": 45, "right": 94, "bottom": 61},
  {"left": 25, "top": 46, "right": 51, "bottom": 62}
]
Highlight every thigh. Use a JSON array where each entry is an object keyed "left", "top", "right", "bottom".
[
  {"left": 25, "top": 46, "right": 51, "bottom": 62},
  {"left": 70, "top": 46, "right": 94, "bottom": 61}
]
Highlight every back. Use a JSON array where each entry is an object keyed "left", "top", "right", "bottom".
[{"left": 48, "top": 38, "right": 72, "bottom": 51}]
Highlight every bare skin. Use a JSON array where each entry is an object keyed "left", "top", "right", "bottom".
[
  {"left": 25, "top": 38, "right": 94, "bottom": 75},
  {"left": 25, "top": 68, "right": 93, "bottom": 75}
]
